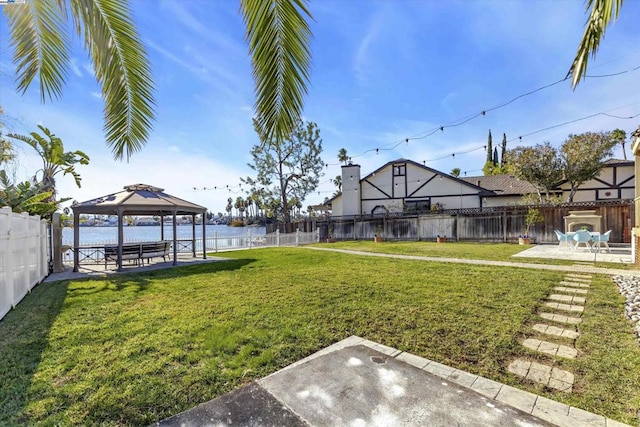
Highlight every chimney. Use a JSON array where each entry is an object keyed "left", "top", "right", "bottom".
[{"left": 341, "top": 164, "right": 361, "bottom": 216}]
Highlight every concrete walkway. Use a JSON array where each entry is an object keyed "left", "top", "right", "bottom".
[
  {"left": 155, "top": 336, "right": 630, "bottom": 427},
  {"left": 304, "top": 246, "right": 640, "bottom": 277}
]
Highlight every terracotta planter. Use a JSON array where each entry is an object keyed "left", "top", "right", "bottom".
[
  {"left": 374, "top": 236, "right": 384, "bottom": 243},
  {"left": 518, "top": 237, "right": 531, "bottom": 245},
  {"left": 436, "top": 237, "right": 446, "bottom": 243}
]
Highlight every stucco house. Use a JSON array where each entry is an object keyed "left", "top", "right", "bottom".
[
  {"left": 327, "top": 158, "right": 634, "bottom": 217},
  {"left": 330, "top": 159, "right": 493, "bottom": 217}
]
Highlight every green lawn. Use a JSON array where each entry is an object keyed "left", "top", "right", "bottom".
[
  {"left": 1, "top": 247, "right": 639, "bottom": 425},
  {"left": 317, "top": 240, "right": 638, "bottom": 269}
]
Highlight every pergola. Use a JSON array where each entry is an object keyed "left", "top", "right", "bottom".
[{"left": 71, "top": 184, "right": 207, "bottom": 271}]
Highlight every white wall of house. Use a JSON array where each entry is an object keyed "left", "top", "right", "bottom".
[
  {"left": 483, "top": 195, "right": 525, "bottom": 207},
  {"left": 556, "top": 163, "right": 634, "bottom": 202},
  {"left": 332, "top": 160, "right": 484, "bottom": 217}
]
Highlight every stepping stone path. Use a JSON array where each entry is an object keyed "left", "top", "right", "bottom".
[
  {"left": 508, "top": 270, "right": 593, "bottom": 393},
  {"left": 507, "top": 360, "right": 574, "bottom": 393}
]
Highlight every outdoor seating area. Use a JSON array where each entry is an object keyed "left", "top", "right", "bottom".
[
  {"left": 553, "top": 229, "right": 612, "bottom": 253},
  {"left": 104, "top": 241, "right": 172, "bottom": 268}
]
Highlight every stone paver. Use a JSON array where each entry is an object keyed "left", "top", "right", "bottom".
[
  {"left": 539, "top": 312, "right": 582, "bottom": 324},
  {"left": 494, "top": 385, "right": 539, "bottom": 414},
  {"left": 545, "top": 302, "right": 584, "bottom": 313},
  {"left": 568, "top": 406, "right": 607, "bottom": 426},
  {"left": 532, "top": 323, "right": 579, "bottom": 339},
  {"left": 566, "top": 274, "right": 592, "bottom": 279},
  {"left": 559, "top": 281, "right": 590, "bottom": 288},
  {"left": 538, "top": 313, "right": 582, "bottom": 325},
  {"left": 469, "top": 376, "right": 502, "bottom": 399},
  {"left": 522, "top": 338, "right": 578, "bottom": 359},
  {"left": 527, "top": 363, "right": 552, "bottom": 384},
  {"left": 507, "top": 359, "right": 532, "bottom": 377},
  {"left": 553, "top": 286, "right": 589, "bottom": 294},
  {"left": 548, "top": 294, "right": 586, "bottom": 304}
]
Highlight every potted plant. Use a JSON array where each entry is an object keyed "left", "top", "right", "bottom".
[
  {"left": 519, "top": 208, "right": 544, "bottom": 245},
  {"left": 436, "top": 234, "right": 446, "bottom": 243},
  {"left": 374, "top": 224, "right": 384, "bottom": 243},
  {"left": 326, "top": 226, "right": 336, "bottom": 243}
]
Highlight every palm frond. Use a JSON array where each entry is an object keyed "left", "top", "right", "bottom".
[
  {"left": 68, "top": 0, "right": 155, "bottom": 160},
  {"left": 568, "top": 0, "right": 624, "bottom": 88},
  {"left": 4, "top": 0, "right": 70, "bottom": 102},
  {"left": 241, "top": 0, "right": 313, "bottom": 144}
]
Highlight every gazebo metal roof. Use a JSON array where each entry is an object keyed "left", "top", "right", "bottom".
[
  {"left": 71, "top": 184, "right": 207, "bottom": 272},
  {"left": 72, "top": 183, "right": 206, "bottom": 215}
]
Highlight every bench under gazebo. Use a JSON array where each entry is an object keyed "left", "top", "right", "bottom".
[{"left": 71, "top": 184, "right": 207, "bottom": 272}]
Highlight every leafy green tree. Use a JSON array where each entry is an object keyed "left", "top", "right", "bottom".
[
  {"left": 242, "top": 119, "right": 323, "bottom": 223},
  {"left": 0, "top": 170, "right": 57, "bottom": 217},
  {"left": 560, "top": 131, "right": 617, "bottom": 202},
  {"left": 4, "top": 0, "right": 313, "bottom": 159},
  {"left": 450, "top": 168, "right": 461, "bottom": 178},
  {"left": 507, "top": 142, "right": 564, "bottom": 204},
  {"left": 8, "top": 125, "right": 89, "bottom": 202},
  {"left": 337, "top": 148, "right": 349, "bottom": 165}
]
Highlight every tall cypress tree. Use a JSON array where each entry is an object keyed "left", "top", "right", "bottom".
[
  {"left": 501, "top": 133, "right": 507, "bottom": 167},
  {"left": 486, "top": 130, "right": 493, "bottom": 163},
  {"left": 493, "top": 147, "right": 499, "bottom": 166}
]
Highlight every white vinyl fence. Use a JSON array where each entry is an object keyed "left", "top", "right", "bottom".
[
  {"left": 206, "top": 229, "right": 319, "bottom": 253},
  {"left": 0, "top": 207, "right": 49, "bottom": 321}
]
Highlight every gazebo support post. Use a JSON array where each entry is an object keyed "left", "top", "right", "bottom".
[
  {"left": 191, "top": 214, "right": 196, "bottom": 258},
  {"left": 73, "top": 212, "right": 80, "bottom": 272},
  {"left": 172, "top": 210, "right": 178, "bottom": 266},
  {"left": 117, "top": 208, "right": 124, "bottom": 271},
  {"left": 202, "top": 212, "right": 207, "bottom": 259},
  {"left": 160, "top": 214, "right": 164, "bottom": 240}
]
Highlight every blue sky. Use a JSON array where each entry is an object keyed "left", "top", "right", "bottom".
[{"left": 2, "top": 0, "right": 640, "bottom": 214}]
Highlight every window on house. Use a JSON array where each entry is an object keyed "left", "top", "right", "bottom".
[
  {"left": 393, "top": 164, "right": 406, "bottom": 176},
  {"left": 405, "top": 199, "right": 430, "bottom": 212}
]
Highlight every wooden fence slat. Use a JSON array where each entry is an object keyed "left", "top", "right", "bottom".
[{"left": 318, "top": 201, "right": 633, "bottom": 243}]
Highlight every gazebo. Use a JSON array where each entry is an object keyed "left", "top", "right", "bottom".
[{"left": 71, "top": 184, "right": 207, "bottom": 271}]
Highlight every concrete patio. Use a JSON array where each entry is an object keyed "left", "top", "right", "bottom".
[{"left": 512, "top": 243, "right": 633, "bottom": 264}]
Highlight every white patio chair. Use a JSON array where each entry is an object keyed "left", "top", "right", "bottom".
[
  {"left": 572, "top": 230, "right": 592, "bottom": 251},
  {"left": 554, "top": 230, "right": 572, "bottom": 250},
  {"left": 593, "top": 230, "right": 611, "bottom": 253}
]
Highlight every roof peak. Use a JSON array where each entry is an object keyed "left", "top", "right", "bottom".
[{"left": 124, "top": 183, "right": 164, "bottom": 192}]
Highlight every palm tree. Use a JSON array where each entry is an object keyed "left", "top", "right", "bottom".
[
  {"left": 568, "top": 0, "right": 623, "bottom": 88},
  {"left": 4, "top": 0, "right": 313, "bottom": 159},
  {"left": 337, "top": 148, "right": 349, "bottom": 165},
  {"left": 8, "top": 125, "right": 89, "bottom": 202}
]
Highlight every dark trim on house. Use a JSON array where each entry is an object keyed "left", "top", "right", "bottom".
[
  {"left": 408, "top": 173, "right": 439, "bottom": 197},
  {"left": 363, "top": 179, "right": 391, "bottom": 198}
]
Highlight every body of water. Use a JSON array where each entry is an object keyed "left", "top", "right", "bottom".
[{"left": 63, "top": 224, "right": 266, "bottom": 246}]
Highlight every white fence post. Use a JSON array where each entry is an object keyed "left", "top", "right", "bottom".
[
  {"left": 0, "top": 207, "right": 49, "bottom": 321},
  {"left": 276, "top": 229, "right": 280, "bottom": 247},
  {"left": 214, "top": 231, "right": 218, "bottom": 253},
  {"left": 316, "top": 228, "right": 320, "bottom": 242},
  {"left": 248, "top": 228, "right": 253, "bottom": 249},
  {"left": 296, "top": 228, "right": 300, "bottom": 246}
]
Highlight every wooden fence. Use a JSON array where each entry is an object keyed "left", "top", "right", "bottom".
[
  {"left": 0, "top": 207, "right": 49, "bottom": 321},
  {"left": 316, "top": 200, "right": 633, "bottom": 244}
]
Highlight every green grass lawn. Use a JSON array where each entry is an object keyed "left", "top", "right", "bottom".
[
  {"left": 316, "top": 240, "right": 638, "bottom": 269},
  {"left": 1, "top": 247, "right": 639, "bottom": 425}
]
